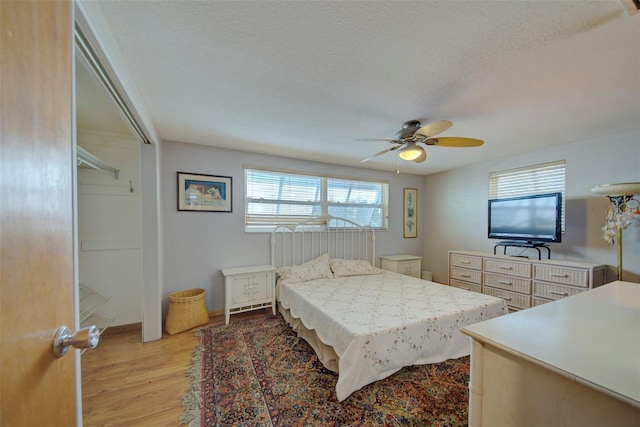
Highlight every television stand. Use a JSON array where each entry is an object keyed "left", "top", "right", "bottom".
[{"left": 493, "top": 241, "right": 551, "bottom": 260}]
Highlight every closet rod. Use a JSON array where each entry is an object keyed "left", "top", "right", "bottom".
[{"left": 77, "top": 145, "right": 119, "bottom": 179}]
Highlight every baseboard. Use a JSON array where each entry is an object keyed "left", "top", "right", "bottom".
[
  {"left": 102, "top": 311, "right": 223, "bottom": 337},
  {"left": 208, "top": 309, "right": 224, "bottom": 317},
  {"left": 101, "top": 322, "right": 142, "bottom": 336}
]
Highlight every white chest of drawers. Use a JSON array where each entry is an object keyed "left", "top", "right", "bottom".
[
  {"left": 380, "top": 255, "right": 422, "bottom": 278},
  {"left": 449, "top": 251, "right": 607, "bottom": 311},
  {"left": 221, "top": 264, "right": 276, "bottom": 324}
]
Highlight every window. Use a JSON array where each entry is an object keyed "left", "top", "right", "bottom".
[
  {"left": 245, "top": 167, "right": 389, "bottom": 231},
  {"left": 489, "top": 160, "right": 566, "bottom": 230}
]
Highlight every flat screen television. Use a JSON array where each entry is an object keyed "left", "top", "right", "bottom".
[{"left": 488, "top": 192, "right": 562, "bottom": 243}]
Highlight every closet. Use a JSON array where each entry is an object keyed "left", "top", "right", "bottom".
[
  {"left": 75, "top": 53, "right": 143, "bottom": 335},
  {"left": 74, "top": 3, "right": 163, "bottom": 345}
]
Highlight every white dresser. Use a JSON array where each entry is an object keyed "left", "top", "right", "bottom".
[
  {"left": 221, "top": 265, "right": 276, "bottom": 324},
  {"left": 449, "top": 251, "right": 606, "bottom": 311},
  {"left": 461, "top": 281, "right": 640, "bottom": 426},
  {"left": 380, "top": 255, "right": 422, "bottom": 278}
]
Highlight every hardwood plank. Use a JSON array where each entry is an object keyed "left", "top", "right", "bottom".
[{"left": 81, "top": 309, "right": 271, "bottom": 426}]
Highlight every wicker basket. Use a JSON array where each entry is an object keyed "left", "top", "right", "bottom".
[{"left": 165, "top": 288, "right": 209, "bottom": 335}]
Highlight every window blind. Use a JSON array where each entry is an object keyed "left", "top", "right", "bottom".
[
  {"left": 245, "top": 168, "right": 389, "bottom": 231},
  {"left": 489, "top": 160, "right": 566, "bottom": 229}
]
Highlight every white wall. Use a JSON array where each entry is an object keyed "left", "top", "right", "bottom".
[
  {"left": 423, "top": 130, "right": 640, "bottom": 284},
  {"left": 77, "top": 130, "right": 143, "bottom": 326},
  {"left": 162, "top": 141, "right": 426, "bottom": 313}
]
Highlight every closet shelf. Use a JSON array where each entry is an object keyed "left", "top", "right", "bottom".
[{"left": 77, "top": 145, "right": 119, "bottom": 179}]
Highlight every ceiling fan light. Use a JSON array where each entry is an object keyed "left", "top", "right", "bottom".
[{"left": 398, "top": 144, "right": 423, "bottom": 161}]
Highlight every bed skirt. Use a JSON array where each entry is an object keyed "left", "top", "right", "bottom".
[{"left": 278, "top": 305, "right": 340, "bottom": 373}]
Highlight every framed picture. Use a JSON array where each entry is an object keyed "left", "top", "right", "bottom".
[
  {"left": 177, "top": 172, "right": 232, "bottom": 212},
  {"left": 403, "top": 188, "right": 418, "bottom": 238}
]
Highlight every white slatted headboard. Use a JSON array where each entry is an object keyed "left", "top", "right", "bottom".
[{"left": 270, "top": 216, "right": 376, "bottom": 268}]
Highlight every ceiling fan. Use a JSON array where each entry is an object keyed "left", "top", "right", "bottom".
[{"left": 359, "top": 120, "right": 484, "bottom": 163}]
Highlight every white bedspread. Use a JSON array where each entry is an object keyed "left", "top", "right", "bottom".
[{"left": 277, "top": 271, "right": 508, "bottom": 401}]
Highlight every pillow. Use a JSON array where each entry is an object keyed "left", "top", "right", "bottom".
[
  {"left": 276, "top": 253, "right": 333, "bottom": 283},
  {"left": 329, "top": 258, "right": 383, "bottom": 277}
]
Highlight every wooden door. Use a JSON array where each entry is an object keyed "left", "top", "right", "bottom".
[{"left": 1, "top": 1, "right": 77, "bottom": 425}]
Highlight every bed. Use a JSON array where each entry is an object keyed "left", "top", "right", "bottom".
[{"left": 271, "top": 216, "right": 509, "bottom": 401}]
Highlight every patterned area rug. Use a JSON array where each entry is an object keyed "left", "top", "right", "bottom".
[{"left": 181, "top": 315, "right": 470, "bottom": 427}]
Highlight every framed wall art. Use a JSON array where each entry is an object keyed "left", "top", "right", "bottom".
[
  {"left": 403, "top": 188, "right": 417, "bottom": 238},
  {"left": 177, "top": 172, "right": 232, "bottom": 212}
]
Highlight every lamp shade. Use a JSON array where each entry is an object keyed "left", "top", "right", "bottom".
[
  {"left": 591, "top": 182, "right": 640, "bottom": 197},
  {"left": 398, "top": 143, "right": 424, "bottom": 161}
]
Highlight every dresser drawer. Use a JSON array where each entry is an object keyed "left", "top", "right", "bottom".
[
  {"left": 483, "top": 286, "right": 531, "bottom": 310},
  {"left": 532, "top": 297, "right": 549, "bottom": 307},
  {"left": 483, "top": 272, "right": 531, "bottom": 294},
  {"left": 450, "top": 253, "right": 482, "bottom": 270},
  {"left": 450, "top": 279, "right": 482, "bottom": 293},
  {"left": 483, "top": 258, "right": 531, "bottom": 278},
  {"left": 533, "top": 281, "right": 584, "bottom": 301},
  {"left": 450, "top": 267, "right": 482, "bottom": 284},
  {"left": 533, "top": 265, "right": 589, "bottom": 288}
]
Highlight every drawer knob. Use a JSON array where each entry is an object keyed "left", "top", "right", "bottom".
[
  {"left": 551, "top": 274, "right": 569, "bottom": 278},
  {"left": 498, "top": 281, "right": 513, "bottom": 286},
  {"left": 499, "top": 266, "right": 513, "bottom": 270}
]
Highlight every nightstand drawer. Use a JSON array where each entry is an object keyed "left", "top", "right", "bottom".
[
  {"left": 380, "top": 255, "right": 422, "bottom": 279},
  {"left": 396, "top": 260, "right": 420, "bottom": 277},
  {"left": 221, "top": 264, "right": 276, "bottom": 324}
]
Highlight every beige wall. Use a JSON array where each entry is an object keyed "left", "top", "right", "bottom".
[{"left": 423, "top": 130, "right": 640, "bottom": 284}]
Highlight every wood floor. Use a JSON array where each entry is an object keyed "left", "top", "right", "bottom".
[{"left": 81, "top": 309, "right": 271, "bottom": 426}]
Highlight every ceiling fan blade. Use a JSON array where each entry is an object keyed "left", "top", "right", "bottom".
[
  {"left": 360, "top": 147, "right": 393, "bottom": 163},
  {"left": 427, "top": 137, "right": 484, "bottom": 147},
  {"left": 414, "top": 120, "right": 453, "bottom": 138},
  {"left": 413, "top": 149, "right": 427, "bottom": 163},
  {"left": 356, "top": 138, "right": 402, "bottom": 143}
]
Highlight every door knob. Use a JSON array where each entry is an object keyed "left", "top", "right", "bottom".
[{"left": 53, "top": 325, "right": 100, "bottom": 358}]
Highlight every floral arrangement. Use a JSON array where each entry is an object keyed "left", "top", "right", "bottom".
[{"left": 600, "top": 196, "right": 640, "bottom": 244}]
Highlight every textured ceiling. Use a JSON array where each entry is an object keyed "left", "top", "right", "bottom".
[{"left": 85, "top": 0, "right": 640, "bottom": 175}]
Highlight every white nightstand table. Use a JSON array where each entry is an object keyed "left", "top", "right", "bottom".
[
  {"left": 221, "top": 264, "right": 276, "bottom": 324},
  {"left": 380, "top": 255, "right": 422, "bottom": 278}
]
